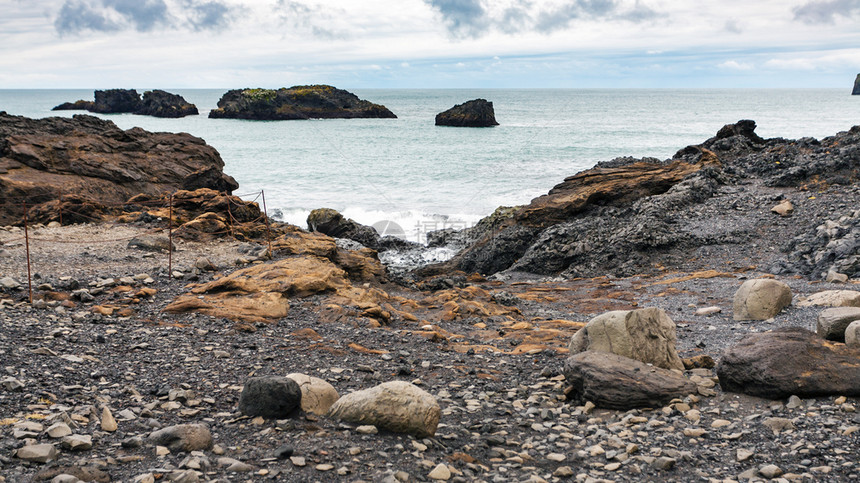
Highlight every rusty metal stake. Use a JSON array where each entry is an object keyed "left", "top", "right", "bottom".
[
  {"left": 261, "top": 190, "right": 273, "bottom": 258},
  {"left": 23, "top": 202, "right": 33, "bottom": 304},
  {"left": 168, "top": 194, "right": 173, "bottom": 277}
]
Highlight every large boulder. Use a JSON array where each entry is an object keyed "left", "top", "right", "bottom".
[
  {"left": 435, "top": 99, "right": 499, "bottom": 127},
  {"left": 147, "top": 423, "right": 213, "bottom": 452},
  {"left": 797, "top": 290, "right": 860, "bottom": 308},
  {"left": 0, "top": 113, "right": 235, "bottom": 225},
  {"left": 816, "top": 307, "right": 860, "bottom": 341},
  {"left": 327, "top": 381, "right": 440, "bottom": 437},
  {"left": 567, "top": 307, "right": 685, "bottom": 371},
  {"left": 717, "top": 327, "right": 860, "bottom": 398},
  {"left": 846, "top": 320, "right": 860, "bottom": 347},
  {"left": 286, "top": 373, "right": 340, "bottom": 416},
  {"left": 732, "top": 279, "right": 793, "bottom": 320},
  {"left": 237, "top": 376, "right": 302, "bottom": 419},
  {"left": 563, "top": 351, "right": 697, "bottom": 410},
  {"left": 307, "top": 208, "right": 381, "bottom": 248},
  {"left": 208, "top": 86, "right": 396, "bottom": 120}
]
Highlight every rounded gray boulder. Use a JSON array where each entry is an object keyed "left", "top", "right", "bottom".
[{"left": 733, "top": 279, "right": 792, "bottom": 321}]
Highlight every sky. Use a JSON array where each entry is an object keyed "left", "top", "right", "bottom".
[{"left": 1, "top": 0, "right": 859, "bottom": 89}]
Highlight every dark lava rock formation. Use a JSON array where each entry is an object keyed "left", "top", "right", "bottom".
[
  {"left": 52, "top": 89, "right": 198, "bottom": 118},
  {"left": 208, "top": 85, "right": 397, "bottom": 120},
  {"left": 307, "top": 208, "right": 418, "bottom": 252},
  {"left": 0, "top": 112, "right": 236, "bottom": 225},
  {"left": 854, "top": 74, "right": 860, "bottom": 95},
  {"left": 419, "top": 119, "right": 860, "bottom": 281},
  {"left": 435, "top": 99, "right": 498, "bottom": 127},
  {"left": 138, "top": 90, "right": 199, "bottom": 118}
]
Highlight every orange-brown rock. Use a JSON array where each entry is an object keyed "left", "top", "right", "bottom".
[
  {"left": 0, "top": 113, "right": 237, "bottom": 225},
  {"left": 164, "top": 249, "right": 389, "bottom": 322},
  {"left": 518, "top": 157, "right": 715, "bottom": 227}
]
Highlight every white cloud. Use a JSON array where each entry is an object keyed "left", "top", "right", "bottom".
[
  {"left": 0, "top": 0, "right": 859, "bottom": 87},
  {"left": 718, "top": 60, "right": 753, "bottom": 70}
]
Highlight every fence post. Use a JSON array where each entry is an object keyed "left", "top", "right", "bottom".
[
  {"left": 227, "top": 198, "right": 235, "bottom": 239},
  {"left": 261, "top": 190, "right": 273, "bottom": 258},
  {"left": 168, "top": 194, "right": 173, "bottom": 277},
  {"left": 23, "top": 202, "right": 33, "bottom": 304}
]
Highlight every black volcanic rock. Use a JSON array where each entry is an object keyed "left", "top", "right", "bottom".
[
  {"left": 418, "top": 120, "right": 860, "bottom": 280},
  {"left": 52, "top": 89, "right": 198, "bottom": 118},
  {"left": 91, "top": 89, "right": 143, "bottom": 113},
  {"left": 854, "top": 74, "right": 860, "bottom": 95},
  {"left": 52, "top": 99, "right": 95, "bottom": 111},
  {"left": 138, "top": 90, "right": 199, "bottom": 118},
  {"left": 435, "top": 99, "right": 498, "bottom": 127},
  {"left": 208, "top": 85, "right": 397, "bottom": 120}
]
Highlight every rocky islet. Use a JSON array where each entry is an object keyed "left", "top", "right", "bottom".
[
  {"left": 208, "top": 85, "right": 397, "bottom": 120},
  {"left": 53, "top": 89, "right": 199, "bottom": 118}
]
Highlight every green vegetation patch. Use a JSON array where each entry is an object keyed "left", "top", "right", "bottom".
[{"left": 242, "top": 89, "right": 277, "bottom": 102}]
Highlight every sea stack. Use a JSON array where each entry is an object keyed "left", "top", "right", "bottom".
[
  {"left": 208, "top": 85, "right": 397, "bottom": 120},
  {"left": 435, "top": 99, "right": 499, "bottom": 127},
  {"left": 853, "top": 74, "right": 860, "bottom": 95},
  {"left": 52, "top": 89, "right": 198, "bottom": 118}
]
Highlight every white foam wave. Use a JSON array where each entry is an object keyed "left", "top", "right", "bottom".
[{"left": 259, "top": 205, "right": 485, "bottom": 245}]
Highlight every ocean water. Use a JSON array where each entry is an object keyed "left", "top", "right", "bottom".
[{"left": 1, "top": 88, "right": 859, "bottom": 242}]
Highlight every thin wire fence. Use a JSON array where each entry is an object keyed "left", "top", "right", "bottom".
[{"left": 1, "top": 190, "right": 273, "bottom": 304}]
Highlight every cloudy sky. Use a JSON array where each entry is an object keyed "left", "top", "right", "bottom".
[{"left": 1, "top": 0, "right": 859, "bottom": 88}]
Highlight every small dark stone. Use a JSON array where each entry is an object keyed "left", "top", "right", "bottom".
[
  {"left": 238, "top": 376, "right": 302, "bottom": 419},
  {"left": 274, "top": 445, "right": 294, "bottom": 459},
  {"left": 121, "top": 436, "right": 144, "bottom": 448}
]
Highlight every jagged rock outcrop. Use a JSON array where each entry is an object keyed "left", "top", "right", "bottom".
[
  {"left": 0, "top": 112, "right": 236, "bottom": 225},
  {"left": 138, "top": 90, "right": 199, "bottom": 118},
  {"left": 52, "top": 99, "right": 94, "bottom": 111},
  {"left": 419, "top": 150, "right": 717, "bottom": 277},
  {"left": 853, "top": 74, "right": 860, "bottom": 95},
  {"left": 208, "top": 85, "right": 396, "bottom": 120},
  {"left": 52, "top": 89, "right": 198, "bottom": 118},
  {"left": 91, "top": 89, "right": 143, "bottom": 113},
  {"left": 418, "top": 120, "right": 860, "bottom": 279},
  {"left": 435, "top": 99, "right": 498, "bottom": 127}
]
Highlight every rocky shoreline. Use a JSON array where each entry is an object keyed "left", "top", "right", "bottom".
[{"left": 1, "top": 119, "right": 860, "bottom": 482}]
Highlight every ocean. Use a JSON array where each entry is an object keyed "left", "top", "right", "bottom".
[{"left": 1, "top": 88, "right": 858, "bottom": 243}]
